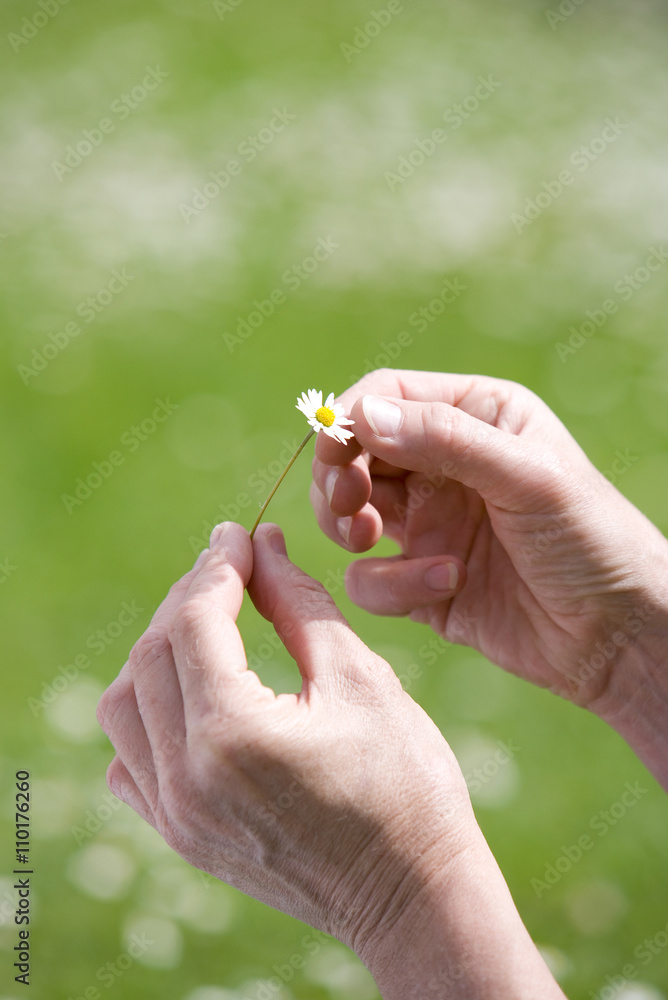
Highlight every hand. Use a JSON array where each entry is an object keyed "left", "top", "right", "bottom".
[
  {"left": 311, "top": 369, "right": 668, "bottom": 718},
  {"left": 96, "top": 522, "right": 472, "bottom": 945},
  {"left": 96, "top": 521, "right": 564, "bottom": 999}
]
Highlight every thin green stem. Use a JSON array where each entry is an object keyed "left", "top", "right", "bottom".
[{"left": 249, "top": 428, "right": 316, "bottom": 539}]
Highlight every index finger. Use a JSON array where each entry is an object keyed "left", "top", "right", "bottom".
[{"left": 167, "top": 522, "right": 258, "bottom": 726}]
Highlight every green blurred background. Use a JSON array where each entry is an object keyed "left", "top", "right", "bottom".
[{"left": 1, "top": 0, "right": 668, "bottom": 997}]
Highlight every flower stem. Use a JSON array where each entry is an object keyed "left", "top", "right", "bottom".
[{"left": 249, "top": 428, "right": 316, "bottom": 539}]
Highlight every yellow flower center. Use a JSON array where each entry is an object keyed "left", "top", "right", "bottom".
[{"left": 315, "top": 405, "right": 336, "bottom": 427}]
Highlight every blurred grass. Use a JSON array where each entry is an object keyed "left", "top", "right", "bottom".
[{"left": 1, "top": 0, "right": 668, "bottom": 997}]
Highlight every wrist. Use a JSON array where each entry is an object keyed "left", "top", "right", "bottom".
[
  {"left": 356, "top": 826, "right": 565, "bottom": 1000},
  {"left": 592, "top": 588, "right": 668, "bottom": 790}
]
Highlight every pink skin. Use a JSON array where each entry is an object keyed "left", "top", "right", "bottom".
[
  {"left": 97, "top": 521, "right": 565, "bottom": 998},
  {"left": 310, "top": 370, "right": 668, "bottom": 737},
  {"left": 96, "top": 368, "right": 668, "bottom": 998}
]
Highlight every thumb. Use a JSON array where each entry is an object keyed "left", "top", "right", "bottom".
[
  {"left": 353, "top": 394, "right": 555, "bottom": 511},
  {"left": 247, "top": 524, "right": 391, "bottom": 691}
]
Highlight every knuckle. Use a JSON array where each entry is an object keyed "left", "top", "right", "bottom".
[
  {"left": 96, "top": 680, "right": 126, "bottom": 734},
  {"left": 167, "top": 596, "right": 214, "bottom": 646},
  {"left": 105, "top": 757, "right": 125, "bottom": 798},
  {"left": 421, "top": 402, "right": 456, "bottom": 457},
  {"left": 385, "top": 572, "right": 406, "bottom": 610},
  {"left": 337, "top": 652, "right": 401, "bottom": 703},
  {"left": 152, "top": 761, "right": 204, "bottom": 840},
  {"left": 282, "top": 568, "right": 335, "bottom": 617},
  {"left": 157, "top": 764, "right": 190, "bottom": 818},
  {"left": 527, "top": 445, "right": 583, "bottom": 503},
  {"left": 96, "top": 691, "right": 110, "bottom": 729},
  {"left": 157, "top": 817, "right": 192, "bottom": 858},
  {"left": 422, "top": 402, "right": 491, "bottom": 470},
  {"left": 129, "top": 626, "right": 171, "bottom": 673}
]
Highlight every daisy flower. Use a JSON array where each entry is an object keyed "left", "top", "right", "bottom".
[
  {"left": 249, "top": 389, "right": 355, "bottom": 538},
  {"left": 295, "top": 389, "right": 355, "bottom": 445}
]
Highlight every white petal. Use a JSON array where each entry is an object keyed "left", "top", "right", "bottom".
[
  {"left": 330, "top": 404, "right": 354, "bottom": 424},
  {"left": 324, "top": 392, "right": 335, "bottom": 408},
  {"left": 325, "top": 424, "right": 354, "bottom": 444}
]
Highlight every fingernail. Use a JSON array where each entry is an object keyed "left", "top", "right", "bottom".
[
  {"left": 269, "top": 530, "right": 287, "bottom": 556},
  {"left": 337, "top": 516, "right": 352, "bottom": 544},
  {"left": 424, "top": 562, "right": 458, "bottom": 591},
  {"left": 210, "top": 522, "right": 231, "bottom": 549},
  {"left": 362, "top": 395, "right": 402, "bottom": 437},
  {"left": 325, "top": 468, "right": 339, "bottom": 505}
]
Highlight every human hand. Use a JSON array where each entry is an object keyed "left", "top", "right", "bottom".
[
  {"left": 96, "top": 521, "right": 563, "bottom": 998},
  {"left": 96, "top": 521, "right": 473, "bottom": 947},
  {"left": 310, "top": 370, "right": 668, "bottom": 720}
]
